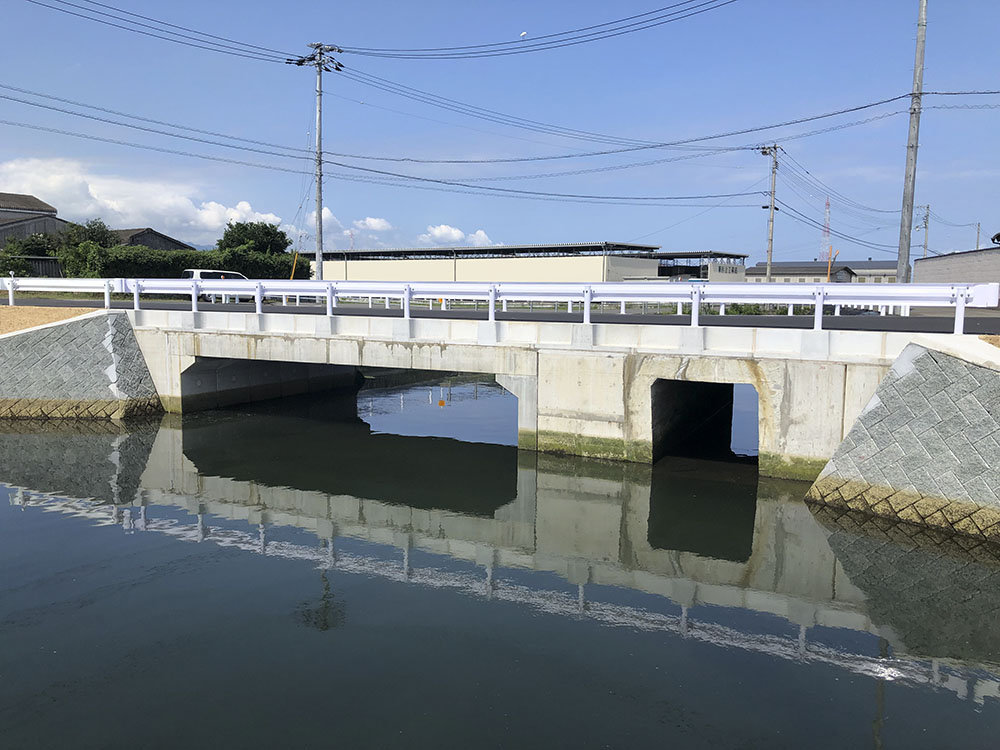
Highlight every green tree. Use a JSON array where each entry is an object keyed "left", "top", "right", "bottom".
[
  {"left": 0, "top": 250, "right": 31, "bottom": 276},
  {"left": 4, "top": 233, "right": 62, "bottom": 257},
  {"left": 216, "top": 221, "right": 291, "bottom": 255},
  {"left": 62, "top": 219, "right": 118, "bottom": 249}
]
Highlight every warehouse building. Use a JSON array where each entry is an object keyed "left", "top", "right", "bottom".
[
  {"left": 744, "top": 259, "right": 901, "bottom": 283},
  {"left": 315, "top": 242, "right": 746, "bottom": 283},
  {"left": 913, "top": 246, "right": 1000, "bottom": 284}
]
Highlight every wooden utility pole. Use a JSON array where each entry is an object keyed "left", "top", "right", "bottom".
[{"left": 896, "top": 0, "right": 928, "bottom": 282}]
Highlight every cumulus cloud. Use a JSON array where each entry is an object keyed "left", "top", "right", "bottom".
[
  {"left": 417, "top": 223, "right": 494, "bottom": 246},
  {"left": 306, "top": 206, "right": 342, "bottom": 230},
  {"left": 0, "top": 158, "right": 286, "bottom": 245},
  {"left": 466, "top": 229, "right": 493, "bottom": 247},
  {"left": 352, "top": 216, "right": 393, "bottom": 232}
]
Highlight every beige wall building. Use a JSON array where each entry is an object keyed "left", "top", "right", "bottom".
[
  {"left": 913, "top": 246, "right": 1000, "bottom": 284},
  {"left": 313, "top": 243, "right": 747, "bottom": 284}
]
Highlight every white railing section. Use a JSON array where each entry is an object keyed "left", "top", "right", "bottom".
[{"left": 3, "top": 276, "right": 998, "bottom": 334}]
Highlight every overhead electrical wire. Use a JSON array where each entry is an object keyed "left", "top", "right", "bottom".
[
  {"left": 0, "top": 118, "right": 765, "bottom": 207},
  {"left": 338, "top": 0, "right": 742, "bottom": 59},
  {"left": 22, "top": 0, "right": 1000, "bottom": 153}
]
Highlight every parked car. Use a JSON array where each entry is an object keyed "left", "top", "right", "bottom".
[{"left": 182, "top": 269, "right": 250, "bottom": 303}]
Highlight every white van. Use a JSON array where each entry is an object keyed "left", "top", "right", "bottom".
[{"left": 182, "top": 269, "right": 250, "bottom": 302}]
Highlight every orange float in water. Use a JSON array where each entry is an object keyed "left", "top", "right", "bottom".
[{"left": 438, "top": 400, "right": 446, "bottom": 407}]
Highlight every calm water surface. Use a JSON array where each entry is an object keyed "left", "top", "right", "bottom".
[{"left": 1, "top": 377, "right": 998, "bottom": 749}]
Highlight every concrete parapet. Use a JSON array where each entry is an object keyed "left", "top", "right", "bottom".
[
  {"left": 0, "top": 311, "right": 161, "bottom": 420},
  {"left": 808, "top": 341, "right": 1000, "bottom": 541}
]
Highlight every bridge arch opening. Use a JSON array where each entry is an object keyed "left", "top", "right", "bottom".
[{"left": 650, "top": 378, "right": 759, "bottom": 464}]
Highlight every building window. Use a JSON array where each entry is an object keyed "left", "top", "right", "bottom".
[
  {"left": 813, "top": 277, "right": 821, "bottom": 282},
  {"left": 783, "top": 278, "right": 791, "bottom": 283},
  {"left": 858, "top": 276, "right": 867, "bottom": 282},
  {"left": 873, "top": 276, "right": 882, "bottom": 283},
  {"left": 888, "top": 276, "right": 896, "bottom": 283}
]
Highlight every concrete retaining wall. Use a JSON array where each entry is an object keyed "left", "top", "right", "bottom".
[
  {"left": 807, "top": 341, "right": 1000, "bottom": 541},
  {"left": 0, "top": 311, "right": 161, "bottom": 419}
]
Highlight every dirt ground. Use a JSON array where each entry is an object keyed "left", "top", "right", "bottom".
[
  {"left": 0, "top": 306, "right": 94, "bottom": 336},
  {"left": 983, "top": 335, "right": 1000, "bottom": 348}
]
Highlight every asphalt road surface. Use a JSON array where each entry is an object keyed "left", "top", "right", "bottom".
[{"left": 13, "top": 296, "right": 1000, "bottom": 335}]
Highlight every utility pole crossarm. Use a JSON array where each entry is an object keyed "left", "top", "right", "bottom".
[{"left": 286, "top": 43, "right": 344, "bottom": 282}]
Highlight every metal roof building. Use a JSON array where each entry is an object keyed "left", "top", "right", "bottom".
[{"left": 315, "top": 242, "right": 747, "bottom": 283}]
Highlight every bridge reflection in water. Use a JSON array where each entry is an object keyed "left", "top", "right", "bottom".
[{"left": 4, "top": 403, "right": 1000, "bottom": 711}]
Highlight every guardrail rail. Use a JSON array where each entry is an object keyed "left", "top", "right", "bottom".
[{"left": 3, "top": 276, "right": 998, "bottom": 334}]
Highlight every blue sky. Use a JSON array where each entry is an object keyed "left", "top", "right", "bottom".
[{"left": 2, "top": 0, "right": 997, "bottom": 261}]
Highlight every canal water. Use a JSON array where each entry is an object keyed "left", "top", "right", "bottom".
[{"left": 1, "top": 376, "right": 999, "bottom": 748}]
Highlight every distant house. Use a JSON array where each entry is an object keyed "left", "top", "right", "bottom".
[
  {"left": 745, "top": 259, "right": 902, "bottom": 283},
  {"left": 0, "top": 192, "right": 70, "bottom": 245},
  {"left": 110, "top": 228, "right": 194, "bottom": 251}
]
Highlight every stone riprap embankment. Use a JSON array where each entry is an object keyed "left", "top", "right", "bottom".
[
  {"left": 807, "top": 341, "right": 1000, "bottom": 542},
  {"left": 0, "top": 311, "right": 162, "bottom": 419}
]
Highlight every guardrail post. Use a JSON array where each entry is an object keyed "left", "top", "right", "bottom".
[
  {"left": 488, "top": 286, "right": 497, "bottom": 322},
  {"left": 501, "top": 298, "right": 507, "bottom": 312},
  {"left": 191, "top": 282, "right": 199, "bottom": 312},
  {"left": 620, "top": 300, "right": 626, "bottom": 314},
  {"left": 384, "top": 296, "right": 390, "bottom": 309},
  {"left": 131, "top": 280, "right": 141, "bottom": 310},
  {"left": 834, "top": 304, "right": 841, "bottom": 316},
  {"left": 326, "top": 283, "right": 334, "bottom": 316},
  {"left": 368, "top": 296, "right": 373, "bottom": 308},
  {"left": 787, "top": 303, "right": 794, "bottom": 316},
  {"left": 103, "top": 280, "right": 111, "bottom": 309},
  {"left": 954, "top": 291, "right": 967, "bottom": 334},
  {"left": 676, "top": 302, "right": 682, "bottom": 315},
  {"left": 583, "top": 287, "right": 592, "bottom": 325},
  {"left": 813, "top": 290, "right": 824, "bottom": 331},
  {"left": 719, "top": 303, "right": 726, "bottom": 316},
  {"left": 690, "top": 288, "right": 701, "bottom": 328},
  {"left": 567, "top": 300, "right": 573, "bottom": 313},
  {"left": 403, "top": 286, "right": 411, "bottom": 319},
  {"left": 254, "top": 283, "right": 263, "bottom": 314},
  {"left": 7, "top": 274, "right": 14, "bottom": 306}
]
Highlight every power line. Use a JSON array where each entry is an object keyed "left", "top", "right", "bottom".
[
  {"left": 24, "top": 0, "right": 288, "bottom": 63},
  {"left": 776, "top": 200, "right": 902, "bottom": 254},
  {"left": 342, "top": 0, "right": 725, "bottom": 53},
  {"left": 339, "top": 0, "right": 742, "bottom": 59},
  {"left": 0, "top": 118, "right": 766, "bottom": 207}
]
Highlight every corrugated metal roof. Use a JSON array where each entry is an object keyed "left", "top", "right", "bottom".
[
  {"left": 320, "top": 241, "right": 662, "bottom": 261},
  {"left": 0, "top": 193, "right": 57, "bottom": 214}
]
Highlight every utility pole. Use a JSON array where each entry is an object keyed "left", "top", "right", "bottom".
[
  {"left": 976, "top": 222, "right": 981, "bottom": 249},
  {"left": 921, "top": 204, "right": 930, "bottom": 258},
  {"left": 760, "top": 145, "right": 779, "bottom": 282},
  {"left": 287, "top": 43, "right": 343, "bottom": 281},
  {"left": 896, "top": 0, "right": 928, "bottom": 283}
]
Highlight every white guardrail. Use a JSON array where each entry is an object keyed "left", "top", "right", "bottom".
[{"left": 3, "top": 276, "right": 998, "bottom": 334}]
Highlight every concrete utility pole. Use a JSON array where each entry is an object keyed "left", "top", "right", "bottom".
[
  {"left": 287, "top": 43, "right": 343, "bottom": 281},
  {"left": 976, "top": 222, "right": 981, "bottom": 249},
  {"left": 761, "top": 145, "right": 779, "bottom": 282},
  {"left": 896, "top": 0, "right": 928, "bottom": 283}
]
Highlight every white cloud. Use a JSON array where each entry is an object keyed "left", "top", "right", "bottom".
[
  {"left": 0, "top": 158, "right": 285, "bottom": 245},
  {"left": 466, "top": 229, "right": 493, "bottom": 247},
  {"left": 353, "top": 216, "right": 393, "bottom": 232},
  {"left": 306, "top": 206, "right": 342, "bottom": 230},
  {"left": 417, "top": 223, "right": 495, "bottom": 246},
  {"left": 418, "top": 224, "right": 467, "bottom": 244}
]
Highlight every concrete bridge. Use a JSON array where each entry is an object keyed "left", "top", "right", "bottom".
[{"left": 128, "top": 307, "right": 969, "bottom": 480}]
